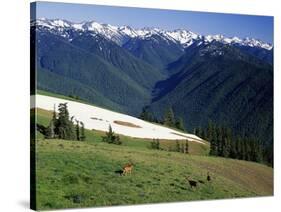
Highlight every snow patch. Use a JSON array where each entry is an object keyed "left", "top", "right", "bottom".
[{"left": 33, "top": 94, "right": 205, "bottom": 143}]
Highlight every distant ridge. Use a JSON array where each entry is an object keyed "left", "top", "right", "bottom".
[{"left": 32, "top": 18, "right": 273, "bottom": 50}]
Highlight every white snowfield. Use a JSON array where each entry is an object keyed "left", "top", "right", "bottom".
[{"left": 33, "top": 95, "right": 205, "bottom": 144}]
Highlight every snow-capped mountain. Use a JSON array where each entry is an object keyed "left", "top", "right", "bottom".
[
  {"left": 32, "top": 18, "right": 273, "bottom": 146},
  {"left": 32, "top": 18, "right": 273, "bottom": 50}
]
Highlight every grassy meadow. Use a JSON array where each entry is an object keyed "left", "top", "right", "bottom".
[{"left": 34, "top": 108, "right": 273, "bottom": 210}]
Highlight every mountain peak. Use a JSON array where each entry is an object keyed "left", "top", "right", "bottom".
[{"left": 33, "top": 18, "right": 273, "bottom": 50}]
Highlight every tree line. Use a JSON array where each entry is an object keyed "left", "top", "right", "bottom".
[
  {"left": 140, "top": 106, "right": 185, "bottom": 132},
  {"left": 139, "top": 106, "right": 273, "bottom": 166},
  {"left": 194, "top": 121, "right": 273, "bottom": 166},
  {"left": 38, "top": 103, "right": 86, "bottom": 141},
  {"left": 150, "top": 139, "right": 189, "bottom": 154}
]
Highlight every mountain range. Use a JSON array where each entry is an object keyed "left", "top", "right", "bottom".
[{"left": 31, "top": 18, "right": 273, "bottom": 144}]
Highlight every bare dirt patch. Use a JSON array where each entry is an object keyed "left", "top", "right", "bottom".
[
  {"left": 91, "top": 117, "right": 104, "bottom": 121},
  {"left": 113, "top": 120, "right": 142, "bottom": 128}
]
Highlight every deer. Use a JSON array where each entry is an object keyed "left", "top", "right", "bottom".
[
  {"left": 186, "top": 176, "right": 198, "bottom": 189},
  {"left": 207, "top": 172, "right": 211, "bottom": 182},
  {"left": 122, "top": 163, "right": 133, "bottom": 176}
]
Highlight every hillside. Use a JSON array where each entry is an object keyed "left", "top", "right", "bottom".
[
  {"left": 32, "top": 19, "right": 273, "bottom": 145},
  {"left": 70, "top": 33, "right": 164, "bottom": 89},
  {"left": 34, "top": 107, "right": 273, "bottom": 210},
  {"left": 33, "top": 27, "right": 162, "bottom": 115},
  {"left": 34, "top": 93, "right": 204, "bottom": 142},
  {"left": 123, "top": 34, "right": 184, "bottom": 69},
  {"left": 150, "top": 42, "right": 273, "bottom": 144}
]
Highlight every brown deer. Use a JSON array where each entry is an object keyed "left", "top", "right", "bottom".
[
  {"left": 186, "top": 176, "right": 197, "bottom": 189},
  {"left": 122, "top": 163, "right": 133, "bottom": 176}
]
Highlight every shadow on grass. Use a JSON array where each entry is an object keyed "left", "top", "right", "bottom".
[{"left": 114, "top": 169, "right": 123, "bottom": 175}]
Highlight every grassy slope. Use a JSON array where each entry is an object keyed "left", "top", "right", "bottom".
[
  {"left": 36, "top": 107, "right": 208, "bottom": 155},
  {"left": 35, "top": 106, "right": 273, "bottom": 210}
]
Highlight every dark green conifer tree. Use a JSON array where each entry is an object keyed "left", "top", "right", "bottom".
[
  {"left": 56, "top": 103, "right": 75, "bottom": 140},
  {"left": 175, "top": 117, "right": 185, "bottom": 131},
  {"left": 102, "top": 125, "right": 121, "bottom": 145},
  {"left": 175, "top": 140, "right": 181, "bottom": 152},
  {"left": 80, "top": 121, "right": 86, "bottom": 141},
  {"left": 139, "top": 106, "right": 154, "bottom": 122},
  {"left": 164, "top": 107, "right": 175, "bottom": 127},
  {"left": 185, "top": 140, "right": 189, "bottom": 154},
  {"left": 75, "top": 120, "right": 80, "bottom": 141}
]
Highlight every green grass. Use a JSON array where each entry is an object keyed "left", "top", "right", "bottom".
[{"left": 34, "top": 108, "right": 273, "bottom": 210}]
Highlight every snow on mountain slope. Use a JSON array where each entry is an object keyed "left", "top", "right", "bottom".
[
  {"left": 32, "top": 18, "right": 273, "bottom": 50},
  {"left": 33, "top": 94, "right": 205, "bottom": 143},
  {"left": 165, "top": 29, "right": 201, "bottom": 48},
  {"left": 203, "top": 35, "right": 272, "bottom": 50}
]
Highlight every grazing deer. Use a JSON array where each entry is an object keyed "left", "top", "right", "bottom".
[
  {"left": 122, "top": 163, "right": 133, "bottom": 176},
  {"left": 186, "top": 176, "right": 197, "bottom": 189},
  {"left": 207, "top": 172, "right": 211, "bottom": 182}
]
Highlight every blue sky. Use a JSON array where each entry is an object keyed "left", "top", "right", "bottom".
[{"left": 33, "top": 1, "right": 273, "bottom": 43}]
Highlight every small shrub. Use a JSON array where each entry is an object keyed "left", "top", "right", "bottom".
[
  {"left": 150, "top": 139, "right": 160, "bottom": 149},
  {"left": 102, "top": 125, "right": 122, "bottom": 145}
]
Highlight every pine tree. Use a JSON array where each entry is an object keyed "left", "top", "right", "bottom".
[
  {"left": 216, "top": 127, "right": 223, "bottom": 156},
  {"left": 185, "top": 140, "right": 189, "bottom": 154},
  {"left": 263, "top": 144, "right": 273, "bottom": 167},
  {"left": 194, "top": 127, "right": 199, "bottom": 136},
  {"left": 44, "top": 104, "right": 57, "bottom": 139},
  {"left": 151, "top": 139, "right": 160, "bottom": 150},
  {"left": 207, "top": 120, "right": 214, "bottom": 141},
  {"left": 156, "top": 139, "right": 160, "bottom": 149},
  {"left": 52, "top": 104, "right": 57, "bottom": 123},
  {"left": 241, "top": 140, "right": 246, "bottom": 160},
  {"left": 103, "top": 125, "right": 114, "bottom": 143},
  {"left": 57, "top": 103, "right": 67, "bottom": 139},
  {"left": 48, "top": 119, "right": 55, "bottom": 139},
  {"left": 243, "top": 139, "right": 249, "bottom": 161},
  {"left": 209, "top": 136, "right": 217, "bottom": 156},
  {"left": 69, "top": 116, "right": 76, "bottom": 140},
  {"left": 114, "top": 134, "right": 121, "bottom": 145},
  {"left": 139, "top": 106, "right": 154, "bottom": 122},
  {"left": 175, "top": 117, "right": 185, "bottom": 131},
  {"left": 221, "top": 127, "right": 230, "bottom": 157},
  {"left": 80, "top": 121, "right": 86, "bottom": 141},
  {"left": 236, "top": 137, "right": 243, "bottom": 159},
  {"left": 164, "top": 107, "right": 175, "bottom": 127},
  {"left": 102, "top": 125, "right": 121, "bottom": 145},
  {"left": 151, "top": 139, "right": 156, "bottom": 149},
  {"left": 200, "top": 128, "right": 206, "bottom": 140},
  {"left": 196, "top": 127, "right": 201, "bottom": 137},
  {"left": 222, "top": 138, "right": 231, "bottom": 158},
  {"left": 75, "top": 120, "right": 80, "bottom": 141},
  {"left": 229, "top": 139, "right": 237, "bottom": 159},
  {"left": 175, "top": 140, "right": 181, "bottom": 152},
  {"left": 56, "top": 103, "right": 75, "bottom": 140},
  {"left": 250, "top": 139, "right": 263, "bottom": 162}
]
